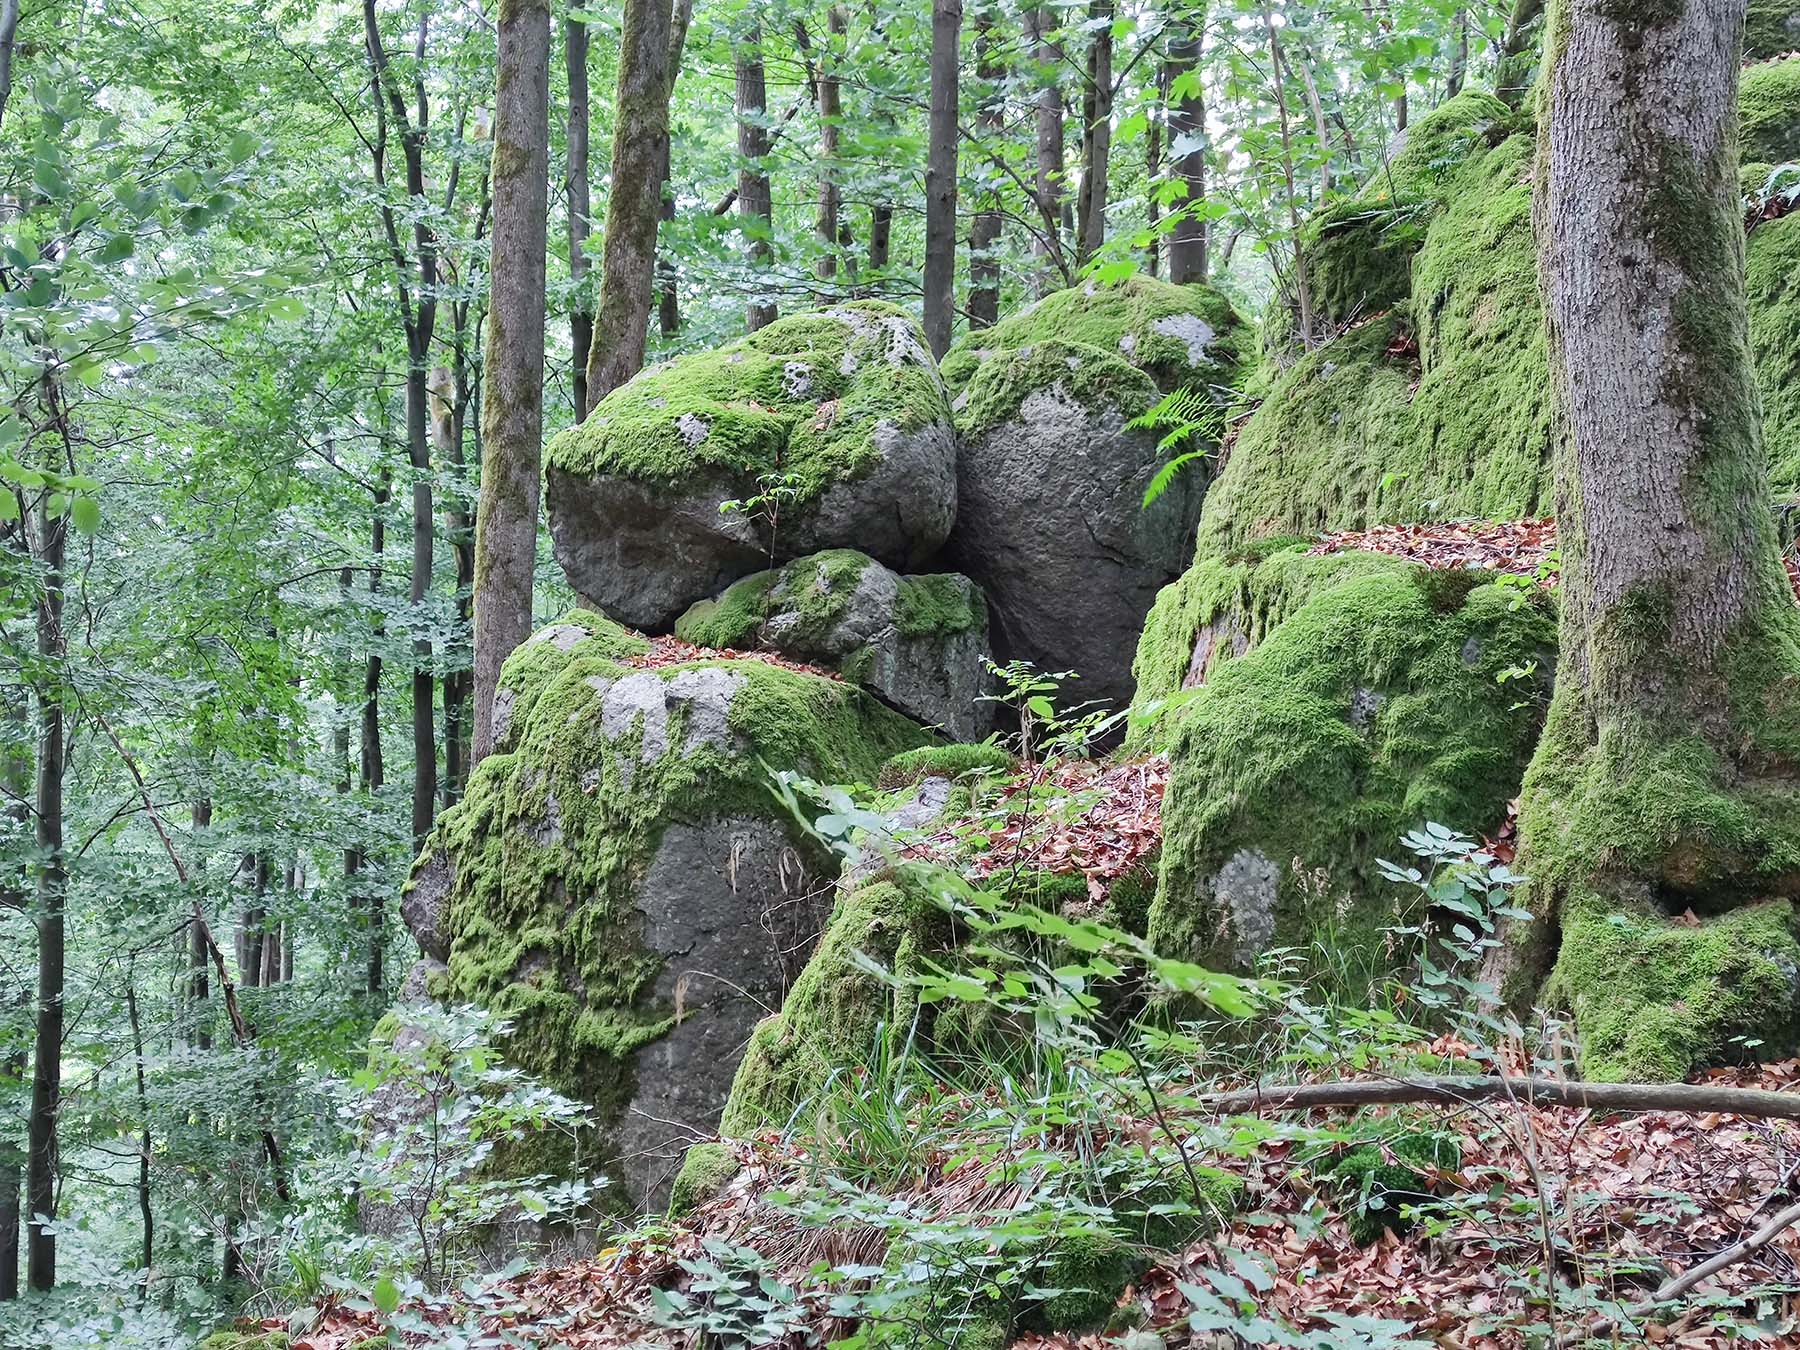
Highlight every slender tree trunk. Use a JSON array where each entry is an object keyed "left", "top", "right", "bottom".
[
  {"left": 868, "top": 204, "right": 893, "bottom": 271},
  {"left": 1146, "top": 70, "right": 1162, "bottom": 279},
  {"left": 360, "top": 470, "right": 388, "bottom": 996},
  {"left": 736, "top": 25, "right": 777, "bottom": 331},
  {"left": 567, "top": 0, "right": 594, "bottom": 419},
  {"left": 968, "top": 5, "right": 1003, "bottom": 327},
  {"left": 188, "top": 795, "right": 211, "bottom": 1051},
  {"left": 814, "top": 7, "right": 846, "bottom": 281},
  {"left": 432, "top": 368, "right": 473, "bottom": 804},
  {"left": 1516, "top": 0, "right": 1800, "bottom": 1055},
  {"left": 1496, "top": 0, "right": 1547, "bottom": 109},
  {"left": 587, "top": 0, "right": 676, "bottom": 402},
  {"left": 1, "top": 675, "right": 28, "bottom": 1301},
  {"left": 1262, "top": 1, "right": 1314, "bottom": 347},
  {"left": 0, "top": 0, "right": 20, "bottom": 136},
  {"left": 472, "top": 0, "right": 551, "bottom": 763},
  {"left": 25, "top": 482, "right": 65, "bottom": 1294},
  {"left": 1075, "top": 0, "right": 1113, "bottom": 267},
  {"left": 656, "top": 0, "right": 696, "bottom": 338},
  {"left": 1447, "top": 7, "right": 1469, "bottom": 97},
  {"left": 1027, "top": 7, "right": 1067, "bottom": 291},
  {"left": 923, "top": 0, "right": 962, "bottom": 357},
  {"left": 1165, "top": 17, "right": 1207, "bottom": 285},
  {"left": 125, "top": 979, "right": 152, "bottom": 1298}
]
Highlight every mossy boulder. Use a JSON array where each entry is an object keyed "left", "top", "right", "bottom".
[
  {"left": 545, "top": 304, "right": 957, "bottom": 631},
  {"left": 1147, "top": 565, "right": 1556, "bottom": 974},
  {"left": 1747, "top": 1, "right": 1800, "bottom": 59},
  {"left": 1741, "top": 56, "right": 1800, "bottom": 163},
  {"left": 940, "top": 274, "right": 1248, "bottom": 397},
  {"left": 1547, "top": 901, "right": 1800, "bottom": 1083},
  {"left": 1320, "top": 1130, "right": 1461, "bottom": 1247},
  {"left": 1751, "top": 213, "right": 1800, "bottom": 531},
  {"left": 668, "top": 1141, "right": 742, "bottom": 1217},
  {"left": 675, "top": 549, "right": 992, "bottom": 741},
  {"left": 403, "top": 611, "right": 930, "bottom": 1207}
]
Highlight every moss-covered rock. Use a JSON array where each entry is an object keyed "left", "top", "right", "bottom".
[
  {"left": 405, "top": 611, "right": 930, "bottom": 1207},
  {"left": 1547, "top": 901, "right": 1800, "bottom": 1083},
  {"left": 941, "top": 274, "right": 1248, "bottom": 398},
  {"left": 675, "top": 549, "right": 993, "bottom": 740},
  {"left": 668, "top": 1141, "right": 742, "bottom": 1217},
  {"left": 545, "top": 304, "right": 957, "bottom": 631},
  {"left": 1742, "top": 57, "right": 1800, "bottom": 164},
  {"left": 1147, "top": 569, "right": 1556, "bottom": 974},
  {"left": 1320, "top": 1131, "right": 1461, "bottom": 1247},
  {"left": 878, "top": 742, "right": 1016, "bottom": 791},
  {"left": 1749, "top": 210, "right": 1800, "bottom": 531},
  {"left": 1747, "top": 1, "right": 1800, "bottom": 60}
]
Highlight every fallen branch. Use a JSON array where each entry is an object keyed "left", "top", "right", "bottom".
[
  {"left": 1641, "top": 1196, "right": 1800, "bottom": 1309},
  {"left": 1193, "top": 1074, "right": 1800, "bottom": 1122}
]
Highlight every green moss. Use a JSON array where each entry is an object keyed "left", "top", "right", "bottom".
[
  {"left": 942, "top": 275, "right": 1248, "bottom": 397},
  {"left": 896, "top": 573, "right": 987, "bottom": 638},
  {"left": 955, "top": 340, "right": 1161, "bottom": 446},
  {"left": 545, "top": 302, "right": 949, "bottom": 507},
  {"left": 1147, "top": 572, "right": 1556, "bottom": 975},
  {"left": 198, "top": 1335, "right": 289, "bottom": 1350},
  {"left": 1204, "top": 126, "right": 1552, "bottom": 554},
  {"left": 1547, "top": 902, "right": 1800, "bottom": 1082},
  {"left": 879, "top": 742, "right": 1016, "bottom": 791},
  {"left": 724, "top": 868, "right": 952, "bottom": 1131},
  {"left": 1741, "top": 58, "right": 1800, "bottom": 163},
  {"left": 1747, "top": 1, "right": 1800, "bottom": 59},
  {"left": 489, "top": 610, "right": 651, "bottom": 752},
  {"left": 1016, "top": 1234, "right": 1145, "bottom": 1334},
  {"left": 1321, "top": 1131, "right": 1460, "bottom": 1246},
  {"left": 669, "top": 1142, "right": 741, "bottom": 1217},
  {"left": 415, "top": 617, "right": 930, "bottom": 1154},
  {"left": 1749, "top": 213, "right": 1800, "bottom": 506},
  {"left": 672, "top": 572, "right": 777, "bottom": 650},
  {"left": 1129, "top": 545, "right": 1427, "bottom": 733}
]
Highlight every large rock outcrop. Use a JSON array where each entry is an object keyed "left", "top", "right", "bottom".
[
  {"left": 675, "top": 549, "right": 991, "bottom": 741},
  {"left": 402, "top": 609, "right": 929, "bottom": 1207},
  {"left": 545, "top": 304, "right": 957, "bottom": 631},
  {"left": 941, "top": 277, "right": 1248, "bottom": 712}
]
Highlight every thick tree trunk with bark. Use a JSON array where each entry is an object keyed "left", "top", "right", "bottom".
[
  {"left": 737, "top": 27, "right": 777, "bottom": 332},
  {"left": 1076, "top": 0, "right": 1113, "bottom": 267},
  {"left": 923, "top": 0, "right": 961, "bottom": 357},
  {"left": 1165, "top": 17, "right": 1207, "bottom": 285},
  {"left": 968, "top": 6, "right": 1003, "bottom": 327},
  {"left": 586, "top": 0, "right": 675, "bottom": 404},
  {"left": 566, "top": 0, "right": 594, "bottom": 419},
  {"left": 1516, "top": 0, "right": 1800, "bottom": 1077},
  {"left": 472, "top": 0, "right": 550, "bottom": 764}
]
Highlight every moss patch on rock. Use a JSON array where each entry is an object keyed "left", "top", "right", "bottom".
[
  {"left": 954, "top": 339, "right": 1162, "bottom": 446},
  {"left": 1547, "top": 901, "right": 1800, "bottom": 1083},
  {"left": 1320, "top": 1130, "right": 1461, "bottom": 1247},
  {"left": 1750, "top": 214, "right": 1800, "bottom": 519},
  {"left": 1147, "top": 570, "right": 1556, "bottom": 975},
  {"left": 941, "top": 275, "right": 1248, "bottom": 398},
  {"left": 669, "top": 1142, "right": 742, "bottom": 1217},
  {"left": 1741, "top": 57, "right": 1800, "bottom": 163},
  {"left": 878, "top": 742, "right": 1016, "bottom": 791}
]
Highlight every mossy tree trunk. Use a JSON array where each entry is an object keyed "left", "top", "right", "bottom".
[
  {"left": 472, "top": 0, "right": 550, "bottom": 764},
  {"left": 1519, "top": 0, "right": 1800, "bottom": 1078},
  {"left": 736, "top": 26, "right": 777, "bottom": 332},
  {"left": 923, "top": 0, "right": 961, "bottom": 357},
  {"left": 1165, "top": 14, "right": 1208, "bottom": 286},
  {"left": 585, "top": 0, "right": 674, "bottom": 404}
]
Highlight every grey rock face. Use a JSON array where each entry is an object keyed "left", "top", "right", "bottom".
[
  {"left": 948, "top": 387, "right": 1206, "bottom": 713},
  {"left": 613, "top": 819, "right": 832, "bottom": 1207},
  {"left": 401, "top": 850, "right": 454, "bottom": 962}
]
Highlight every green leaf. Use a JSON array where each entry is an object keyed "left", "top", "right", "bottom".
[
  {"left": 0, "top": 492, "right": 18, "bottom": 524},
  {"left": 228, "top": 129, "right": 259, "bottom": 163},
  {"left": 371, "top": 1274, "right": 401, "bottom": 1315},
  {"left": 70, "top": 496, "right": 100, "bottom": 534},
  {"left": 263, "top": 294, "right": 305, "bottom": 321},
  {"left": 93, "top": 234, "right": 135, "bottom": 264}
]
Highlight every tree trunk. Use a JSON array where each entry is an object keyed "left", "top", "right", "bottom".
[
  {"left": 0, "top": 0, "right": 20, "bottom": 137},
  {"left": 968, "top": 5, "right": 1003, "bottom": 327},
  {"left": 1146, "top": 70, "right": 1162, "bottom": 279},
  {"left": 1, "top": 671, "right": 28, "bottom": 1300},
  {"left": 1497, "top": 0, "right": 1546, "bottom": 109},
  {"left": 472, "top": 0, "right": 550, "bottom": 763},
  {"left": 868, "top": 203, "right": 893, "bottom": 271},
  {"left": 814, "top": 7, "right": 846, "bottom": 281},
  {"left": 25, "top": 485, "right": 65, "bottom": 1294},
  {"left": 567, "top": 0, "right": 594, "bottom": 420},
  {"left": 1075, "top": 0, "right": 1113, "bottom": 267},
  {"left": 1027, "top": 6, "right": 1066, "bottom": 290},
  {"left": 1447, "top": 7, "right": 1469, "bottom": 98},
  {"left": 737, "top": 25, "right": 777, "bottom": 331},
  {"left": 656, "top": 0, "right": 696, "bottom": 339},
  {"left": 125, "top": 978, "right": 152, "bottom": 1296},
  {"left": 586, "top": 0, "right": 676, "bottom": 402},
  {"left": 1262, "top": 1, "right": 1314, "bottom": 348},
  {"left": 923, "top": 0, "right": 961, "bottom": 357},
  {"left": 432, "top": 367, "right": 474, "bottom": 805},
  {"left": 1165, "top": 17, "right": 1207, "bottom": 285},
  {"left": 1517, "top": 0, "right": 1800, "bottom": 1062}
]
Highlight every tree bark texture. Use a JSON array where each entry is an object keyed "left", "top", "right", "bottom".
[
  {"left": 587, "top": 0, "right": 675, "bottom": 404},
  {"left": 472, "top": 0, "right": 550, "bottom": 764},
  {"left": 1076, "top": 0, "right": 1113, "bottom": 267},
  {"left": 656, "top": 0, "right": 696, "bottom": 338},
  {"left": 1165, "top": 17, "right": 1208, "bottom": 285},
  {"left": 814, "top": 7, "right": 846, "bottom": 281},
  {"left": 968, "top": 5, "right": 1003, "bottom": 327},
  {"left": 736, "top": 26, "right": 778, "bottom": 332},
  {"left": 1521, "top": 0, "right": 1800, "bottom": 935},
  {"left": 566, "top": 0, "right": 594, "bottom": 420},
  {"left": 923, "top": 0, "right": 962, "bottom": 357}
]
